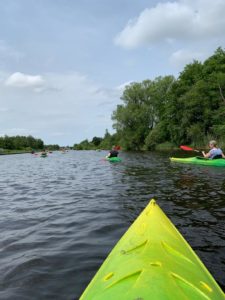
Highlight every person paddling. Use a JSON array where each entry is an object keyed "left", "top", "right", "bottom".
[
  {"left": 106, "top": 146, "right": 119, "bottom": 158},
  {"left": 202, "top": 140, "right": 225, "bottom": 159}
]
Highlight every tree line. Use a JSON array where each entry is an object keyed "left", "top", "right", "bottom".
[
  {"left": 73, "top": 130, "right": 117, "bottom": 150},
  {"left": 74, "top": 47, "right": 225, "bottom": 151},
  {"left": 0, "top": 135, "right": 60, "bottom": 151}
]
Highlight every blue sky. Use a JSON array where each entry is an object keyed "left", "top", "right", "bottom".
[{"left": 0, "top": 0, "right": 225, "bottom": 145}]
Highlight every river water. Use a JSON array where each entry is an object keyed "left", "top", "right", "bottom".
[{"left": 0, "top": 150, "right": 224, "bottom": 299}]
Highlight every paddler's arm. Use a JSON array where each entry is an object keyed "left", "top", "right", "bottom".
[
  {"left": 202, "top": 151, "right": 210, "bottom": 158},
  {"left": 106, "top": 152, "right": 111, "bottom": 158}
]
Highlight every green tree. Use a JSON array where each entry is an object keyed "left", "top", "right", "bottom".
[
  {"left": 112, "top": 77, "right": 175, "bottom": 150},
  {"left": 74, "top": 47, "right": 225, "bottom": 150},
  {"left": 92, "top": 136, "right": 103, "bottom": 147}
]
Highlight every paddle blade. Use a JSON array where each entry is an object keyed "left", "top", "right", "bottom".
[{"left": 180, "top": 145, "right": 194, "bottom": 151}]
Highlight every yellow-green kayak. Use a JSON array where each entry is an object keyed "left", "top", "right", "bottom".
[
  {"left": 80, "top": 200, "right": 225, "bottom": 300},
  {"left": 170, "top": 157, "right": 225, "bottom": 167}
]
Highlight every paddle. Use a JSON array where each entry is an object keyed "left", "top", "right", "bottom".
[{"left": 180, "top": 145, "right": 200, "bottom": 152}]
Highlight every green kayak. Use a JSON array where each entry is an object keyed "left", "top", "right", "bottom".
[
  {"left": 80, "top": 200, "right": 225, "bottom": 300},
  {"left": 105, "top": 157, "right": 122, "bottom": 162},
  {"left": 170, "top": 156, "right": 225, "bottom": 167}
]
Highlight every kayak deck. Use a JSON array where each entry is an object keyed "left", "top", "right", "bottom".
[
  {"left": 80, "top": 200, "right": 225, "bottom": 300},
  {"left": 170, "top": 157, "right": 225, "bottom": 167}
]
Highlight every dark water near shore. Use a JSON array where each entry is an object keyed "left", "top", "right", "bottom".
[{"left": 0, "top": 150, "right": 224, "bottom": 299}]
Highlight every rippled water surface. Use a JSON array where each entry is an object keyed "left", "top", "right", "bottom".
[{"left": 0, "top": 151, "right": 225, "bottom": 299}]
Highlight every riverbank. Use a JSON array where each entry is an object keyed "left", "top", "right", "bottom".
[
  {"left": 0, "top": 149, "right": 44, "bottom": 155},
  {"left": 0, "top": 150, "right": 32, "bottom": 155},
  {"left": 74, "top": 143, "right": 210, "bottom": 152}
]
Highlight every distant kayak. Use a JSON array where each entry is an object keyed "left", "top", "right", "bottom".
[
  {"left": 105, "top": 157, "right": 122, "bottom": 162},
  {"left": 170, "top": 156, "right": 225, "bottom": 167},
  {"left": 40, "top": 153, "right": 47, "bottom": 158},
  {"left": 80, "top": 199, "right": 225, "bottom": 300}
]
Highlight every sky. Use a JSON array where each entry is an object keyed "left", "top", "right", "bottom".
[{"left": 0, "top": 0, "right": 225, "bottom": 145}]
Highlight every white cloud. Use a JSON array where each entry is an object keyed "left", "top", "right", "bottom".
[
  {"left": 169, "top": 49, "right": 207, "bottom": 68},
  {"left": 5, "top": 72, "right": 45, "bottom": 90},
  {"left": 115, "top": 0, "right": 225, "bottom": 49},
  {"left": 0, "top": 71, "right": 122, "bottom": 144}
]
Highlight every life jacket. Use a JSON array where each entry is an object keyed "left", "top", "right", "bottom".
[{"left": 209, "top": 148, "right": 223, "bottom": 159}]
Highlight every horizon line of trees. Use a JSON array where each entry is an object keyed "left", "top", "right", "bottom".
[
  {"left": 73, "top": 131, "right": 117, "bottom": 150},
  {"left": 74, "top": 47, "right": 225, "bottom": 151},
  {"left": 0, "top": 135, "right": 60, "bottom": 151}
]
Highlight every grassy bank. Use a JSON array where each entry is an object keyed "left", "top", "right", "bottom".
[
  {"left": 154, "top": 142, "right": 178, "bottom": 151},
  {"left": 0, "top": 149, "right": 43, "bottom": 155},
  {"left": 0, "top": 149, "right": 32, "bottom": 155}
]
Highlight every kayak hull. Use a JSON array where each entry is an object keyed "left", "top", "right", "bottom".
[
  {"left": 80, "top": 200, "right": 224, "bottom": 300},
  {"left": 170, "top": 156, "right": 225, "bottom": 167},
  {"left": 105, "top": 157, "right": 122, "bottom": 162}
]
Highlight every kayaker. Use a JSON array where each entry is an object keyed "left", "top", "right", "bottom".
[
  {"left": 106, "top": 146, "right": 119, "bottom": 158},
  {"left": 41, "top": 149, "right": 47, "bottom": 156},
  {"left": 202, "top": 140, "right": 225, "bottom": 159}
]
